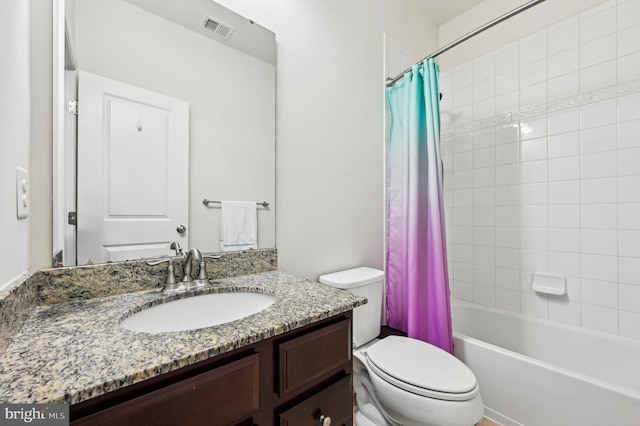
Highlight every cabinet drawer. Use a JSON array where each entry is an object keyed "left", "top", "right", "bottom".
[
  {"left": 278, "top": 318, "right": 351, "bottom": 396},
  {"left": 279, "top": 375, "right": 352, "bottom": 426},
  {"left": 72, "top": 354, "right": 259, "bottom": 426}
]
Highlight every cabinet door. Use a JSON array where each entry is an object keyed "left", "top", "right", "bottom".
[
  {"left": 278, "top": 318, "right": 351, "bottom": 396},
  {"left": 279, "top": 376, "right": 352, "bottom": 426},
  {"left": 72, "top": 354, "right": 259, "bottom": 426}
]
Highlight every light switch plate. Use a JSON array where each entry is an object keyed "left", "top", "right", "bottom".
[{"left": 16, "top": 167, "right": 29, "bottom": 219}]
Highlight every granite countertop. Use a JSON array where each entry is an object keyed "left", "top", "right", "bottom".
[{"left": 0, "top": 270, "right": 365, "bottom": 405}]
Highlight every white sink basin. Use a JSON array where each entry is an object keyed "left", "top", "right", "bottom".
[{"left": 120, "top": 292, "right": 276, "bottom": 333}]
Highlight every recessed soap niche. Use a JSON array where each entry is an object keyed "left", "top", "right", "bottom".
[{"left": 531, "top": 272, "right": 566, "bottom": 296}]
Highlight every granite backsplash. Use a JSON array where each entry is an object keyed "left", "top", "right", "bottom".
[{"left": 0, "top": 248, "right": 277, "bottom": 355}]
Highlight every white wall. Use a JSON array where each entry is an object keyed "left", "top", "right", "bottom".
[
  {"left": 0, "top": 1, "right": 31, "bottom": 289},
  {"left": 3, "top": 0, "right": 437, "bottom": 288},
  {"left": 213, "top": 0, "right": 438, "bottom": 281},
  {"left": 440, "top": 0, "right": 640, "bottom": 340},
  {"left": 30, "top": 0, "right": 53, "bottom": 271}
]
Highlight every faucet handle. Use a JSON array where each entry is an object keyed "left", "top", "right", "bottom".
[
  {"left": 145, "top": 255, "right": 172, "bottom": 266},
  {"left": 164, "top": 260, "right": 177, "bottom": 286},
  {"left": 197, "top": 254, "right": 222, "bottom": 281},
  {"left": 203, "top": 254, "right": 222, "bottom": 260},
  {"left": 145, "top": 257, "right": 178, "bottom": 288}
]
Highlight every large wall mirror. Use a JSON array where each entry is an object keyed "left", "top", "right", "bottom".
[{"left": 52, "top": 0, "right": 276, "bottom": 266}]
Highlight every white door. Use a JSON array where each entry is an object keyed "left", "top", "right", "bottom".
[{"left": 77, "top": 71, "right": 189, "bottom": 264}]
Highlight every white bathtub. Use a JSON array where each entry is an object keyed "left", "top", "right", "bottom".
[{"left": 451, "top": 300, "right": 640, "bottom": 426}]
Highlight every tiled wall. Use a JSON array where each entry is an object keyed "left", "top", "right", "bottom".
[{"left": 440, "top": 0, "right": 640, "bottom": 340}]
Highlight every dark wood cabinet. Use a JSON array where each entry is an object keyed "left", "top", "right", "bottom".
[
  {"left": 70, "top": 312, "right": 353, "bottom": 426},
  {"left": 72, "top": 354, "right": 260, "bottom": 426},
  {"left": 279, "top": 376, "right": 352, "bottom": 426},
  {"left": 278, "top": 319, "right": 351, "bottom": 397}
]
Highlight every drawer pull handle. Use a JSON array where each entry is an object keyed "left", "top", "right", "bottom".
[{"left": 319, "top": 414, "right": 331, "bottom": 426}]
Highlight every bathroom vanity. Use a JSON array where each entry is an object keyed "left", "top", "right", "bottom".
[
  {"left": 71, "top": 312, "right": 353, "bottom": 425},
  {"left": 0, "top": 264, "right": 365, "bottom": 426}
]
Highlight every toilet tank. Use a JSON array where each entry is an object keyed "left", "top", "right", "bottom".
[{"left": 319, "top": 267, "right": 385, "bottom": 347}]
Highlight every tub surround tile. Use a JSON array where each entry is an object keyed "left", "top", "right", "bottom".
[
  {"left": 443, "top": 79, "right": 640, "bottom": 138},
  {"left": 440, "top": 0, "right": 640, "bottom": 341},
  {"left": 0, "top": 270, "right": 364, "bottom": 405},
  {"left": 618, "top": 0, "right": 640, "bottom": 30},
  {"left": 620, "top": 310, "right": 640, "bottom": 340}
]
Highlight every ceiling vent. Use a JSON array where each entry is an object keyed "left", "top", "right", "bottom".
[{"left": 202, "top": 17, "right": 235, "bottom": 40}]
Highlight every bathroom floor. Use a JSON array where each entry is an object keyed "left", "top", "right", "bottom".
[
  {"left": 477, "top": 418, "right": 501, "bottom": 426},
  {"left": 351, "top": 409, "right": 501, "bottom": 426},
  {"left": 351, "top": 417, "right": 499, "bottom": 425}
]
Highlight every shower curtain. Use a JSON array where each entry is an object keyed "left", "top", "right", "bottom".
[{"left": 385, "top": 60, "right": 453, "bottom": 353}]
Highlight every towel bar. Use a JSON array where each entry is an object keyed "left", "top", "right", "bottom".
[{"left": 202, "top": 199, "right": 269, "bottom": 208}]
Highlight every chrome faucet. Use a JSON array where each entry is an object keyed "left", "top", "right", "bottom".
[
  {"left": 170, "top": 241, "right": 183, "bottom": 257},
  {"left": 181, "top": 248, "right": 202, "bottom": 283},
  {"left": 147, "top": 248, "right": 221, "bottom": 293}
]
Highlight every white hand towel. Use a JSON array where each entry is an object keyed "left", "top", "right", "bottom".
[{"left": 220, "top": 201, "right": 258, "bottom": 252}]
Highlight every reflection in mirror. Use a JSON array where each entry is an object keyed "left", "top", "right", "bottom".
[{"left": 52, "top": 0, "right": 276, "bottom": 266}]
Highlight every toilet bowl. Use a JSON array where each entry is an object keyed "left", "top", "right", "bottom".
[
  {"left": 320, "top": 267, "right": 484, "bottom": 426},
  {"left": 359, "top": 336, "right": 483, "bottom": 426}
]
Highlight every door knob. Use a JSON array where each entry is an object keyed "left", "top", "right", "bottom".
[
  {"left": 176, "top": 225, "right": 187, "bottom": 234},
  {"left": 319, "top": 414, "right": 331, "bottom": 426}
]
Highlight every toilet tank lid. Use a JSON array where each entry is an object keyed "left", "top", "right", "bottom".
[{"left": 319, "top": 267, "right": 385, "bottom": 289}]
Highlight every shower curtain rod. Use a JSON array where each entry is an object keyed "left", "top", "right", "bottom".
[{"left": 385, "top": 0, "right": 547, "bottom": 87}]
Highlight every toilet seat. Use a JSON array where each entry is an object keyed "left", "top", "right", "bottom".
[{"left": 365, "top": 336, "right": 479, "bottom": 402}]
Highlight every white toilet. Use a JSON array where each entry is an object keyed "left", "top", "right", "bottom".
[{"left": 319, "top": 267, "right": 484, "bottom": 426}]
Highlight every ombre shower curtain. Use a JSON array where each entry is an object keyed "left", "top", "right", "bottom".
[{"left": 385, "top": 60, "right": 453, "bottom": 353}]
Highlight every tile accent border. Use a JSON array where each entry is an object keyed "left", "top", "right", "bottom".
[{"left": 442, "top": 78, "right": 640, "bottom": 138}]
